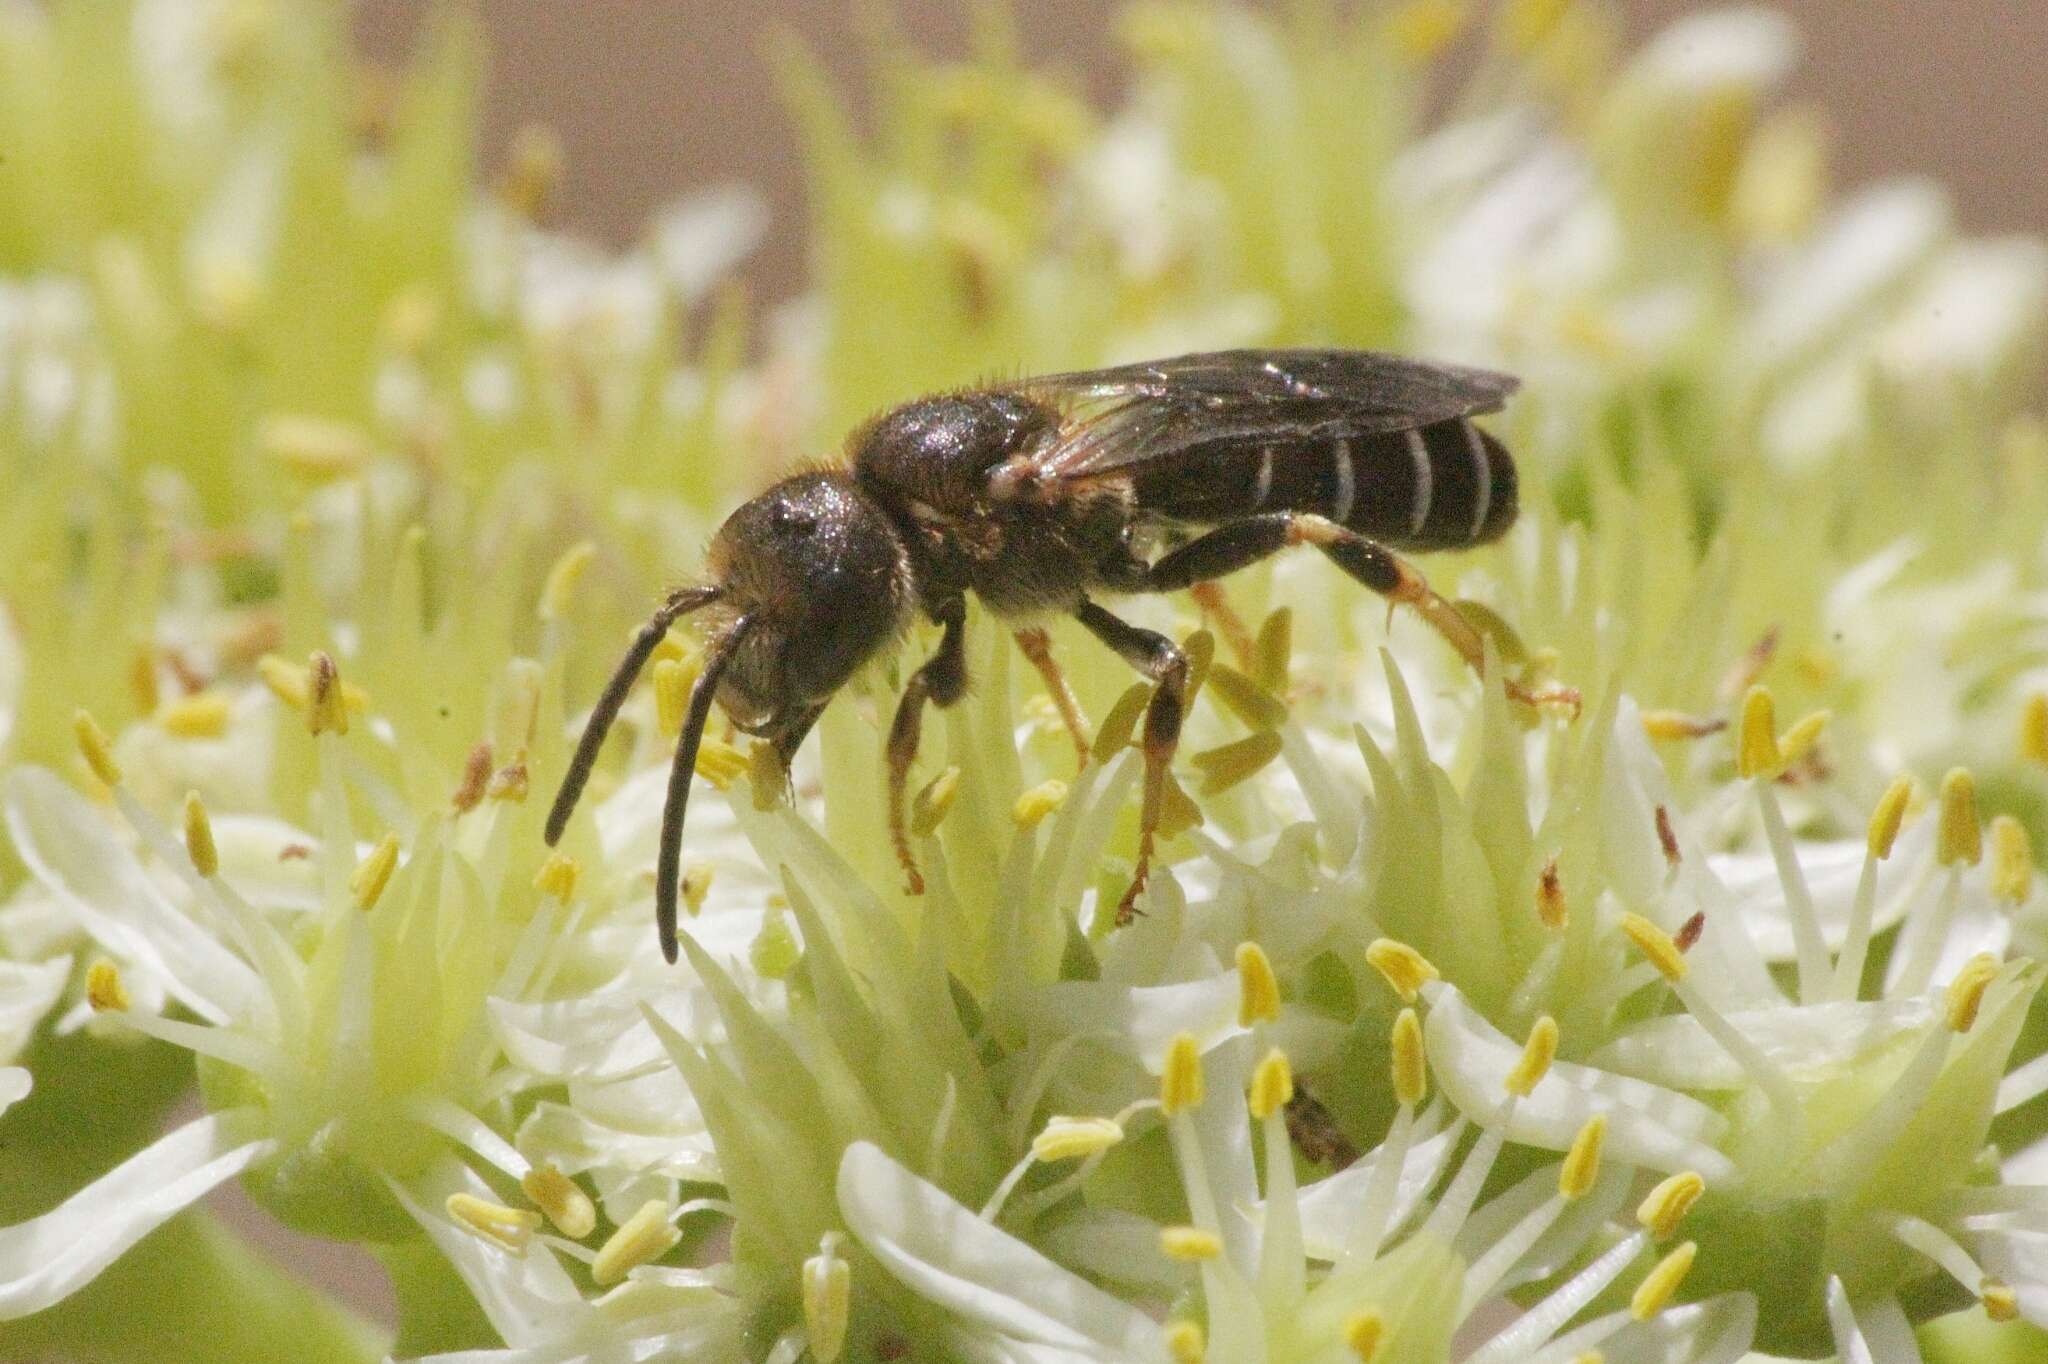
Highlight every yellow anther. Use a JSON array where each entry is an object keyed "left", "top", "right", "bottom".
[
  {"left": 486, "top": 758, "right": 530, "bottom": 804},
  {"left": 1505, "top": 1015, "right": 1559, "bottom": 1097},
  {"left": 802, "top": 1237, "right": 852, "bottom": 1364},
  {"left": 1248, "top": 1048, "right": 1294, "bottom": 1121},
  {"left": 260, "top": 414, "right": 374, "bottom": 481},
  {"left": 1990, "top": 816, "right": 2034, "bottom": 905},
  {"left": 1537, "top": 857, "right": 1567, "bottom": 930},
  {"left": 1343, "top": 1308, "right": 1387, "bottom": 1361},
  {"left": 1621, "top": 913, "right": 1689, "bottom": 983},
  {"left": 1207, "top": 665, "right": 1289, "bottom": 732},
  {"left": 1366, "top": 938, "right": 1439, "bottom": 1002},
  {"left": 1945, "top": 953, "right": 2001, "bottom": 1033},
  {"left": 1032, "top": 1116, "right": 1124, "bottom": 1163},
  {"left": 1093, "top": 683, "right": 1149, "bottom": 759},
  {"left": 2023, "top": 694, "right": 2048, "bottom": 767},
  {"left": 1938, "top": 768, "right": 1982, "bottom": 867},
  {"left": 1253, "top": 608, "right": 1293, "bottom": 693},
  {"left": 747, "top": 740, "right": 784, "bottom": 811},
  {"left": 538, "top": 540, "right": 596, "bottom": 623},
  {"left": 1777, "top": 710, "right": 1831, "bottom": 767},
  {"left": 74, "top": 710, "right": 122, "bottom": 787},
  {"left": 1237, "top": 942, "right": 1281, "bottom": 1026},
  {"left": 1630, "top": 1241, "right": 1697, "bottom": 1320},
  {"left": 1165, "top": 1320, "right": 1206, "bottom": 1364},
  {"left": 1160, "top": 1033, "right": 1206, "bottom": 1116},
  {"left": 910, "top": 767, "right": 961, "bottom": 837},
  {"left": 693, "top": 740, "right": 748, "bottom": 790},
  {"left": 1012, "top": 780, "right": 1069, "bottom": 830},
  {"left": 351, "top": 834, "right": 401, "bottom": 911},
  {"left": 520, "top": 1164, "right": 596, "bottom": 1239},
  {"left": 1159, "top": 1225, "right": 1222, "bottom": 1261},
  {"left": 652, "top": 658, "right": 691, "bottom": 737},
  {"left": 183, "top": 792, "right": 219, "bottom": 878},
  {"left": 1572, "top": 1354, "right": 1605, "bottom": 1364},
  {"left": 681, "top": 861, "right": 713, "bottom": 917},
  {"left": 1640, "top": 709, "right": 1725, "bottom": 741},
  {"left": 1869, "top": 775, "right": 1914, "bottom": 861},
  {"left": 1191, "top": 731, "right": 1285, "bottom": 795},
  {"left": 1637, "top": 1171, "right": 1705, "bottom": 1241},
  {"left": 1391, "top": 1008, "right": 1428, "bottom": 1107},
  {"left": 159, "top": 692, "right": 231, "bottom": 739},
  {"left": 533, "top": 852, "right": 580, "bottom": 902},
  {"left": 1387, "top": 0, "right": 1466, "bottom": 61},
  {"left": 1983, "top": 1277, "right": 2020, "bottom": 1323},
  {"left": 1559, "top": 1115, "right": 1606, "bottom": 1200},
  {"left": 445, "top": 1193, "right": 541, "bottom": 1254},
  {"left": 1737, "top": 686, "right": 1781, "bottom": 780},
  {"left": 592, "top": 1199, "right": 680, "bottom": 1286},
  {"left": 130, "top": 649, "right": 160, "bottom": 715},
  {"left": 257, "top": 654, "right": 310, "bottom": 710},
  {"left": 308, "top": 651, "right": 349, "bottom": 737},
  {"left": 1501, "top": 0, "right": 1570, "bottom": 52},
  {"left": 86, "top": 958, "right": 130, "bottom": 1013}
]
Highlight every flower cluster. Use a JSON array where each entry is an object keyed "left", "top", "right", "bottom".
[{"left": 1, "top": 2, "right": 2047, "bottom": 1363}]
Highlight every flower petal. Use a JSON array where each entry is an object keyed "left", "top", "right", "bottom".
[
  {"left": 0, "top": 1067, "right": 28, "bottom": 1119},
  {"left": 0, "top": 953, "right": 70, "bottom": 1063}
]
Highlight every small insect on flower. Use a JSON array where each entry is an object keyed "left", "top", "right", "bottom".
[{"left": 547, "top": 349, "right": 1555, "bottom": 960}]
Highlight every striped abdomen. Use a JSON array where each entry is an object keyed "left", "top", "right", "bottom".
[{"left": 1128, "top": 417, "right": 1516, "bottom": 552}]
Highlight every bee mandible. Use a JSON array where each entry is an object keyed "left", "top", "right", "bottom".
[{"left": 546, "top": 348, "right": 1551, "bottom": 961}]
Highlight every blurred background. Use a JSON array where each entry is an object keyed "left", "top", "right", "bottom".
[{"left": 353, "top": 0, "right": 2046, "bottom": 303}]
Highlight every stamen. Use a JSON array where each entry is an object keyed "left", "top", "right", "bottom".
[
  {"left": 1834, "top": 777, "right": 1914, "bottom": 1000},
  {"left": 1630, "top": 1241, "right": 1697, "bottom": 1319},
  {"left": 1637, "top": 1171, "right": 1705, "bottom": 1240},
  {"left": 86, "top": 958, "right": 130, "bottom": 1013},
  {"left": 1945, "top": 953, "right": 2000, "bottom": 1033},
  {"left": 445, "top": 1193, "right": 541, "bottom": 1254},
  {"left": 1367, "top": 938, "right": 1439, "bottom": 1002},
  {"left": 308, "top": 651, "right": 349, "bottom": 737},
  {"left": 1990, "top": 816, "right": 2034, "bottom": 905},
  {"left": 1094, "top": 683, "right": 1149, "bottom": 758},
  {"left": 2023, "top": 693, "right": 2048, "bottom": 767},
  {"left": 183, "top": 792, "right": 219, "bottom": 878},
  {"left": 1869, "top": 775, "right": 1914, "bottom": 859},
  {"left": 533, "top": 852, "right": 580, "bottom": 902},
  {"left": 1161, "top": 1033, "right": 1206, "bottom": 1115},
  {"left": 1937, "top": 768, "right": 1981, "bottom": 867},
  {"left": 1736, "top": 686, "right": 1782, "bottom": 780},
  {"left": 802, "top": 1234, "right": 852, "bottom": 1364},
  {"left": 350, "top": 833, "right": 401, "bottom": 911},
  {"left": 1192, "top": 732, "right": 1284, "bottom": 795},
  {"left": 521, "top": 1164, "right": 597, "bottom": 1238},
  {"left": 653, "top": 658, "right": 691, "bottom": 737},
  {"left": 1207, "top": 665, "right": 1288, "bottom": 732},
  {"left": 1620, "top": 914, "right": 1688, "bottom": 982},
  {"left": 1248, "top": 1048, "right": 1294, "bottom": 1120},
  {"left": 1505, "top": 1016, "right": 1559, "bottom": 1096},
  {"left": 1344, "top": 1310, "right": 1386, "bottom": 1361},
  {"left": 592, "top": 1199, "right": 680, "bottom": 1285},
  {"left": 1778, "top": 709, "right": 1831, "bottom": 767},
  {"left": 1165, "top": 1320, "right": 1206, "bottom": 1363},
  {"left": 1537, "top": 857, "right": 1567, "bottom": 930},
  {"left": 692, "top": 739, "right": 749, "bottom": 790},
  {"left": 1032, "top": 1116, "right": 1124, "bottom": 1163},
  {"left": 681, "top": 861, "right": 713, "bottom": 916},
  {"left": 1159, "top": 1225, "right": 1223, "bottom": 1261},
  {"left": 258, "top": 654, "right": 311, "bottom": 710},
  {"left": 1751, "top": 754, "right": 1829, "bottom": 1002},
  {"left": 1560, "top": 1115, "right": 1606, "bottom": 1199},
  {"left": 1984, "top": 1279, "right": 2020, "bottom": 1322},
  {"left": 1237, "top": 942, "right": 1281, "bottom": 1026},
  {"left": 1640, "top": 709, "right": 1726, "bottom": 741},
  {"left": 538, "top": 540, "right": 596, "bottom": 623},
  {"left": 1391, "top": 1008, "right": 1428, "bottom": 1106},
  {"left": 1012, "top": 780, "right": 1069, "bottom": 830},
  {"left": 74, "top": 710, "right": 122, "bottom": 787},
  {"left": 486, "top": 757, "right": 530, "bottom": 803},
  {"left": 451, "top": 742, "right": 493, "bottom": 813},
  {"left": 159, "top": 692, "right": 231, "bottom": 739},
  {"left": 1623, "top": 915, "right": 1802, "bottom": 1125},
  {"left": 910, "top": 767, "right": 960, "bottom": 836}
]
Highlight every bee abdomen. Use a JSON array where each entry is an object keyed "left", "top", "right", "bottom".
[{"left": 1133, "top": 417, "right": 1516, "bottom": 550}]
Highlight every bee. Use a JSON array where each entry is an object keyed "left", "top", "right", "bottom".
[{"left": 547, "top": 348, "right": 1545, "bottom": 962}]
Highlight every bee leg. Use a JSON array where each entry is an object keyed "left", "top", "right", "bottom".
[
  {"left": 886, "top": 601, "right": 968, "bottom": 895},
  {"left": 1012, "top": 627, "right": 1091, "bottom": 770},
  {"left": 1076, "top": 600, "right": 1189, "bottom": 925},
  {"left": 1188, "top": 582, "right": 1257, "bottom": 669}
]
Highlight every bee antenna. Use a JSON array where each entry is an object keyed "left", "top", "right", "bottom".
[
  {"left": 655, "top": 614, "right": 753, "bottom": 964},
  {"left": 544, "top": 585, "right": 721, "bottom": 849}
]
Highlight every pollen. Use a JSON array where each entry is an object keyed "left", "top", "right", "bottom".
[
  {"left": 1536, "top": 857, "right": 1567, "bottom": 929},
  {"left": 85, "top": 958, "right": 130, "bottom": 1013},
  {"left": 1366, "top": 938, "right": 1439, "bottom": 1002},
  {"left": 1248, "top": 1048, "right": 1294, "bottom": 1120},
  {"left": 486, "top": 758, "right": 530, "bottom": 803},
  {"left": 1343, "top": 1309, "right": 1387, "bottom": 1361},
  {"left": 1165, "top": 1320, "right": 1206, "bottom": 1364},
  {"left": 1236, "top": 941, "right": 1281, "bottom": 1026},
  {"left": 1868, "top": 775, "right": 1914, "bottom": 860},
  {"left": 445, "top": 1193, "right": 541, "bottom": 1255},
  {"left": 1945, "top": 953, "right": 2000, "bottom": 1033},
  {"left": 183, "top": 792, "right": 219, "bottom": 878},
  {"left": 1559, "top": 1115, "right": 1606, "bottom": 1199},
  {"left": 1983, "top": 1277, "right": 2020, "bottom": 1322},
  {"left": 74, "top": 710, "right": 122, "bottom": 788},
  {"left": 1989, "top": 816, "right": 2034, "bottom": 905},
  {"left": 911, "top": 766, "right": 962, "bottom": 836},
  {"left": 1012, "top": 779, "right": 1069, "bottom": 830},
  {"left": 592, "top": 1199, "right": 680, "bottom": 1286},
  {"left": 520, "top": 1164, "right": 597, "bottom": 1239},
  {"left": 307, "top": 651, "right": 349, "bottom": 736},
  {"left": 802, "top": 1236, "right": 852, "bottom": 1364},
  {"left": 1621, "top": 913, "right": 1689, "bottom": 983},
  {"left": 1629, "top": 1241, "right": 1697, "bottom": 1320},
  {"left": 533, "top": 852, "right": 580, "bottom": 902},
  {"left": 1159, "top": 1225, "right": 1222, "bottom": 1261},
  {"left": 350, "top": 833, "right": 401, "bottom": 911},
  {"left": 1736, "top": 686, "right": 1781, "bottom": 780},
  {"left": 2022, "top": 693, "right": 2048, "bottom": 768},
  {"left": 1505, "top": 1015, "right": 1559, "bottom": 1096},
  {"left": 1391, "top": 1008, "right": 1428, "bottom": 1106},
  {"left": 538, "top": 540, "right": 596, "bottom": 623},
  {"left": 1160, "top": 1033, "right": 1206, "bottom": 1115},
  {"left": 652, "top": 658, "right": 691, "bottom": 737},
  {"left": 159, "top": 691, "right": 231, "bottom": 739},
  {"left": 1032, "top": 1116, "right": 1124, "bottom": 1163},
  {"left": 1637, "top": 1171, "right": 1705, "bottom": 1241},
  {"left": 1937, "top": 768, "right": 1981, "bottom": 867}
]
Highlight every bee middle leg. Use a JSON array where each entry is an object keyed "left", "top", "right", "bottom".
[
  {"left": 887, "top": 599, "right": 968, "bottom": 895},
  {"left": 1075, "top": 599, "right": 1188, "bottom": 925}
]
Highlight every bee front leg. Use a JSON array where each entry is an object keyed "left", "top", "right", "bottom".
[
  {"left": 1076, "top": 600, "right": 1188, "bottom": 925},
  {"left": 886, "top": 600, "right": 968, "bottom": 895}
]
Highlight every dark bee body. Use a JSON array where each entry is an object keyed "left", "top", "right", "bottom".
[{"left": 547, "top": 348, "right": 1530, "bottom": 960}]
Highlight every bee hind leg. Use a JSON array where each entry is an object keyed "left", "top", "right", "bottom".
[
  {"left": 1013, "top": 627, "right": 1091, "bottom": 770},
  {"left": 887, "top": 600, "right": 968, "bottom": 895},
  {"left": 1075, "top": 600, "right": 1189, "bottom": 926}
]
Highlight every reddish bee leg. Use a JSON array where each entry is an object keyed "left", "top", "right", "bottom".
[
  {"left": 1076, "top": 601, "right": 1189, "bottom": 925},
  {"left": 886, "top": 603, "right": 968, "bottom": 895},
  {"left": 1188, "top": 582, "right": 1257, "bottom": 669},
  {"left": 1012, "top": 627, "right": 1091, "bottom": 770}
]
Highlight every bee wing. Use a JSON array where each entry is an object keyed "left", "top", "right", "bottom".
[{"left": 1018, "top": 348, "right": 1518, "bottom": 482}]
